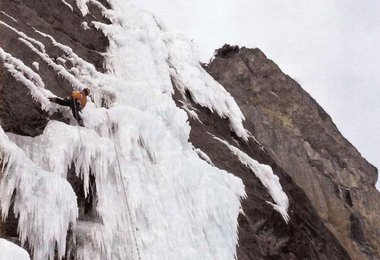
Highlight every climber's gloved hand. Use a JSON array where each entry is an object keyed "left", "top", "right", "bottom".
[{"left": 48, "top": 97, "right": 58, "bottom": 102}]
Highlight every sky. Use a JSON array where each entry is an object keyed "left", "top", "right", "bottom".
[{"left": 129, "top": 0, "right": 380, "bottom": 189}]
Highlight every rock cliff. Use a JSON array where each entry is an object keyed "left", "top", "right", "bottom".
[{"left": 205, "top": 45, "right": 380, "bottom": 260}]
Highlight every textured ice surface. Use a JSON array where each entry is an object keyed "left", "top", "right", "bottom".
[
  {"left": 0, "top": 128, "right": 78, "bottom": 260},
  {"left": 0, "top": 239, "right": 30, "bottom": 260}
]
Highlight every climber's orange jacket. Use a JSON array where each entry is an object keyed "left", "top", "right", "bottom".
[{"left": 71, "top": 91, "right": 87, "bottom": 108}]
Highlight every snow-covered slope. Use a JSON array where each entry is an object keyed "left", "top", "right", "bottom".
[{"left": 0, "top": 1, "right": 290, "bottom": 259}]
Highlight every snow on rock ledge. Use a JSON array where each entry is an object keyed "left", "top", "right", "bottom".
[
  {"left": 215, "top": 137, "right": 290, "bottom": 223},
  {"left": 0, "top": 46, "right": 52, "bottom": 112}
]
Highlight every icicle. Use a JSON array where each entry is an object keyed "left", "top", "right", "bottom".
[{"left": 0, "top": 127, "right": 78, "bottom": 260}]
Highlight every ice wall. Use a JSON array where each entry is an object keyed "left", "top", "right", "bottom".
[
  {"left": 0, "top": 128, "right": 78, "bottom": 260},
  {"left": 0, "top": 0, "right": 289, "bottom": 259}
]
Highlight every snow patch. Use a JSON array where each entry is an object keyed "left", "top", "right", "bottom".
[
  {"left": 61, "top": 0, "right": 74, "bottom": 11},
  {"left": 75, "top": 0, "right": 90, "bottom": 16},
  {"left": 34, "top": 28, "right": 104, "bottom": 90},
  {"left": 181, "top": 104, "right": 201, "bottom": 122},
  {"left": 0, "top": 11, "right": 18, "bottom": 22},
  {"left": 32, "top": 61, "right": 39, "bottom": 71},
  {"left": 18, "top": 38, "right": 85, "bottom": 89},
  {"left": 194, "top": 148, "right": 214, "bottom": 166},
  {"left": 0, "top": 21, "right": 46, "bottom": 53},
  {"left": 81, "top": 21, "right": 90, "bottom": 30},
  {"left": 0, "top": 239, "right": 30, "bottom": 260},
  {"left": 0, "top": 47, "right": 54, "bottom": 111},
  {"left": 215, "top": 136, "right": 290, "bottom": 223}
]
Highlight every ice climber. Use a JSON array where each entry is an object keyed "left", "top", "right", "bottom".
[{"left": 48, "top": 88, "right": 90, "bottom": 127}]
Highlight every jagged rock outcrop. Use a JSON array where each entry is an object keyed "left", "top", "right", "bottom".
[{"left": 205, "top": 45, "right": 380, "bottom": 260}]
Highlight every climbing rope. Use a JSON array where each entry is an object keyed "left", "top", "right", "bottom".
[
  {"left": 56, "top": 97, "right": 142, "bottom": 259},
  {"left": 73, "top": 101, "right": 113, "bottom": 258},
  {"left": 106, "top": 111, "right": 142, "bottom": 260}
]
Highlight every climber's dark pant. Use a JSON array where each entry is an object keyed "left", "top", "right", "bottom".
[{"left": 54, "top": 98, "right": 84, "bottom": 126}]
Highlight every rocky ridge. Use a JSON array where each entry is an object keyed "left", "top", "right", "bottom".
[{"left": 205, "top": 45, "right": 380, "bottom": 259}]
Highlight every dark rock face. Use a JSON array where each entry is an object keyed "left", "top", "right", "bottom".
[
  {"left": 0, "top": 66, "right": 48, "bottom": 136},
  {"left": 205, "top": 46, "right": 380, "bottom": 260}
]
